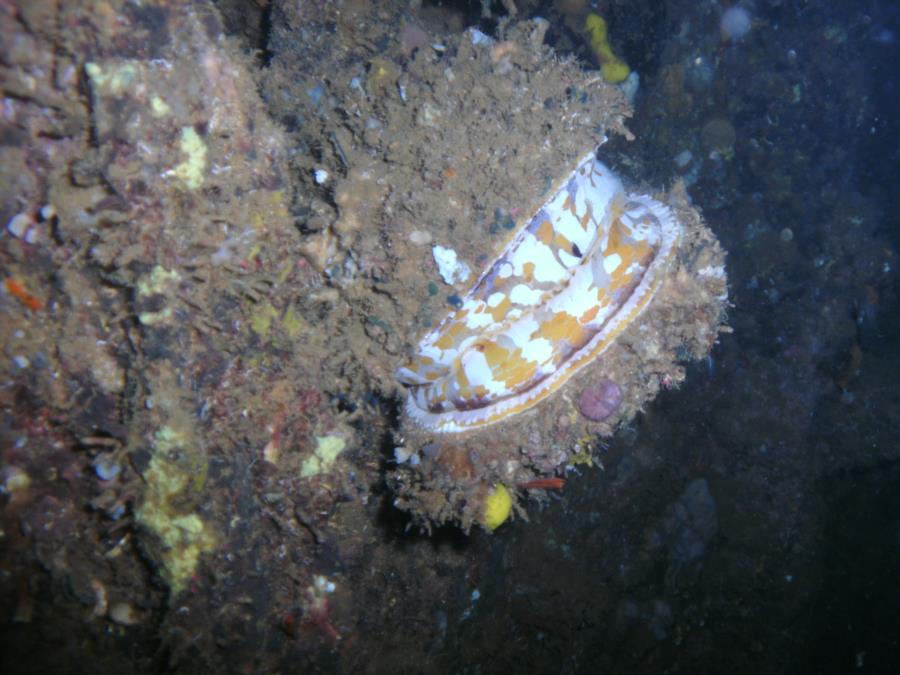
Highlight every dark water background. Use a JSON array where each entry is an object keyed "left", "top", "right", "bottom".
[{"left": 434, "top": 0, "right": 900, "bottom": 672}]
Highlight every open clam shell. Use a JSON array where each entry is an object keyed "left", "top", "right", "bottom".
[{"left": 396, "top": 150, "right": 681, "bottom": 433}]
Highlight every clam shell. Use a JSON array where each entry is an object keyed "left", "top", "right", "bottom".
[{"left": 396, "top": 150, "right": 681, "bottom": 432}]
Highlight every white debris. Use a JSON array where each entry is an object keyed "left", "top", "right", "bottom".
[
  {"left": 6, "top": 213, "right": 33, "bottom": 238},
  {"left": 109, "top": 602, "right": 141, "bottom": 626},
  {"left": 698, "top": 265, "right": 726, "bottom": 279},
  {"left": 395, "top": 446, "right": 421, "bottom": 466},
  {"left": 721, "top": 6, "right": 753, "bottom": 41},
  {"left": 432, "top": 245, "right": 472, "bottom": 285},
  {"left": 313, "top": 575, "right": 336, "bottom": 594},
  {"left": 469, "top": 28, "right": 493, "bottom": 46},
  {"left": 619, "top": 71, "right": 640, "bottom": 105},
  {"left": 409, "top": 229, "right": 432, "bottom": 245},
  {"left": 674, "top": 149, "right": 693, "bottom": 169},
  {"left": 314, "top": 169, "right": 329, "bottom": 185}
]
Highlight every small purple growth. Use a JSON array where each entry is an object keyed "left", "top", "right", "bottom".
[
  {"left": 578, "top": 379, "right": 624, "bottom": 422},
  {"left": 525, "top": 208, "right": 550, "bottom": 234}
]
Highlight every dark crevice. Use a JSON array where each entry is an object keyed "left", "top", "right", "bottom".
[{"left": 213, "top": 0, "right": 273, "bottom": 65}]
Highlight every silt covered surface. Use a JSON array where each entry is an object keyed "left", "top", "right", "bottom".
[
  {"left": 0, "top": 0, "right": 898, "bottom": 674},
  {"left": 260, "top": 3, "right": 727, "bottom": 531}
]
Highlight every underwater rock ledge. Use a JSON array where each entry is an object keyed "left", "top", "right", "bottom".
[{"left": 271, "top": 17, "right": 730, "bottom": 532}]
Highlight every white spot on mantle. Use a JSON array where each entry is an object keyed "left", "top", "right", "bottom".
[
  {"left": 603, "top": 253, "right": 622, "bottom": 274},
  {"left": 433, "top": 245, "right": 472, "bottom": 285}
]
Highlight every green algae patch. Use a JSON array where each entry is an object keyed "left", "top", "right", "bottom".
[
  {"left": 150, "top": 95, "right": 171, "bottom": 117},
  {"left": 250, "top": 302, "right": 279, "bottom": 337},
  {"left": 300, "top": 435, "right": 347, "bottom": 478},
  {"left": 85, "top": 61, "right": 138, "bottom": 96},
  {"left": 135, "top": 418, "right": 215, "bottom": 594},
  {"left": 282, "top": 303, "right": 305, "bottom": 339},
  {"left": 138, "top": 307, "right": 173, "bottom": 326},
  {"left": 173, "top": 126, "right": 208, "bottom": 190},
  {"left": 138, "top": 266, "right": 180, "bottom": 297},
  {"left": 137, "top": 266, "right": 180, "bottom": 326}
]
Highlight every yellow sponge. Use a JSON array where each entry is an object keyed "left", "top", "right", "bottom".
[
  {"left": 584, "top": 13, "right": 631, "bottom": 84},
  {"left": 482, "top": 484, "right": 512, "bottom": 531}
]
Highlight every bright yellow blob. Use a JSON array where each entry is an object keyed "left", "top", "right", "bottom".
[
  {"left": 482, "top": 484, "right": 513, "bottom": 530},
  {"left": 584, "top": 13, "right": 631, "bottom": 84}
]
